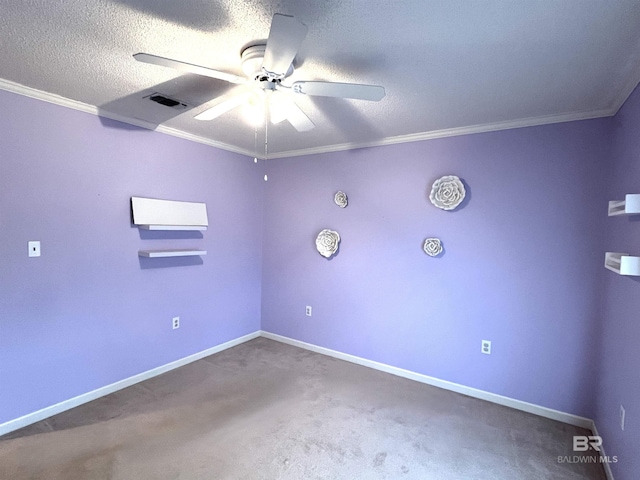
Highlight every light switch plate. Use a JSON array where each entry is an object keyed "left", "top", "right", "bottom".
[{"left": 28, "top": 241, "right": 41, "bottom": 257}]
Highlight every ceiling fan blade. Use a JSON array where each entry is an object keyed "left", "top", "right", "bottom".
[
  {"left": 271, "top": 99, "right": 314, "bottom": 132},
  {"left": 134, "top": 53, "right": 247, "bottom": 85},
  {"left": 285, "top": 103, "right": 315, "bottom": 132},
  {"left": 262, "top": 14, "right": 308, "bottom": 76},
  {"left": 292, "top": 81, "right": 385, "bottom": 101},
  {"left": 195, "top": 91, "right": 253, "bottom": 121}
]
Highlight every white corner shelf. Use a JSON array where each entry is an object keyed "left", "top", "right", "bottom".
[
  {"left": 138, "top": 225, "right": 207, "bottom": 231},
  {"left": 605, "top": 252, "right": 640, "bottom": 276},
  {"left": 608, "top": 194, "right": 640, "bottom": 216},
  {"left": 138, "top": 249, "right": 207, "bottom": 258}
]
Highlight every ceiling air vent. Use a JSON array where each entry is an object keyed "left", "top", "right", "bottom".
[{"left": 144, "top": 92, "right": 189, "bottom": 110}]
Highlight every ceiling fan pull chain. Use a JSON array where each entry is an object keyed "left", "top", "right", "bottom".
[
  {"left": 264, "top": 94, "right": 269, "bottom": 181},
  {"left": 253, "top": 124, "right": 257, "bottom": 163},
  {"left": 254, "top": 123, "right": 258, "bottom": 164}
]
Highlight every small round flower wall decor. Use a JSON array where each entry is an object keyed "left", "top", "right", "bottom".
[
  {"left": 316, "top": 229, "right": 341, "bottom": 258},
  {"left": 423, "top": 237, "right": 443, "bottom": 257},
  {"left": 429, "top": 175, "right": 466, "bottom": 211},
  {"left": 334, "top": 191, "right": 348, "bottom": 208}
]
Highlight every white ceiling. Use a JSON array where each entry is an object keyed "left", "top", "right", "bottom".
[{"left": 1, "top": 1, "right": 640, "bottom": 158}]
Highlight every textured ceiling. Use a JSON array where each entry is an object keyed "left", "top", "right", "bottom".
[{"left": 1, "top": 1, "right": 640, "bottom": 157}]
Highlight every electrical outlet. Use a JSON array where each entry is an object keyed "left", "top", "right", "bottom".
[
  {"left": 305, "top": 306, "right": 312, "bottom": 317},
  {"left": 620, "top": 405, "right": 626, "bottom": 431},
  {"left": 481, "top": 340, "right": 491, "bottom": 355},
  {"left": 172, "top": 317, "right": 180, "bottom": 329},
  {"left": 28, "top": 241, "right": 41, "bottom": 257}
]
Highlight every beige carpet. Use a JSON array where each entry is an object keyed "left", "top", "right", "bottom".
[{"left": 1, "top": 337, "right": 605, "bottom": 479}]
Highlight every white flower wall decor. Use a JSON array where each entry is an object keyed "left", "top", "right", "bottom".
[
  {"left": 334, "top": 191, "right": 348, "bottom": 208},
  {"left": 429, "top": 175, "right": 466, "bottom": 211},
  {"left": 316, "top": 229, "right": 341, "bottom": 258},
  {"left": 423, "top": 237, "right": 443, "bottom": 257}
]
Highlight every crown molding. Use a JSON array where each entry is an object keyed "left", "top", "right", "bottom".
[
  {"left": 0, "top": 78, "right": 624, "bottom": 161},
  {"left": 0, "top": 79, "right": 255, "bottom": 158},
  {"left": 268, "top": 107, "right": 616, "bottom": 159},
  {"left": 609, "top": 62, "right": 640, "bottom": 117}
]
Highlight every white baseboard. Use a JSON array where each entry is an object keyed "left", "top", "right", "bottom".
[
  {"left": 260, "top": 331, "right": 594, "bottom": 429},
  {"left": 590, "top": 421, "right": 616, "bottom": 480},
  {"left": 0, "top": 331, "right": 260, "bottom": 437},
  {"left": 1, "top": 329, "right": 597, "bottom": 440}
]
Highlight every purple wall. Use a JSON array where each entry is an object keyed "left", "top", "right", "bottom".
[
  {"left": 261, "top": 119, "right": 610, "bottom": 418},
  {"left": 2, "top": 79, "right": 638, "bottom": 477},
  {"left": 597, "top": 84, "right": 640, "bottom": 479},
  {"left": 0, "top": 89, "right": 264, "bottom": 424}
]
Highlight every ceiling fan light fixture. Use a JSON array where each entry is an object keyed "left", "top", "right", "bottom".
[
  {"left": 242, "top": 106, "right": 265, "bottom": 126},
  {"left": 241, "top": 91, "right": 266, "bottom": 126},
  {"left": 270, "top": 109, "right": 287, "bottom": 124},
  {"left": 269, "top": 94, "right": 292, "bottom": 124}
]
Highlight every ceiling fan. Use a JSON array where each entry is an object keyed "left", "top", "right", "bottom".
[{"left": 134, "top": 13, "right": 385, "bottom": 132}]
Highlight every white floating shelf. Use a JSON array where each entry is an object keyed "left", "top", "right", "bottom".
[
  {"left": 132, "top": 197, "right": 208, "bottom": 228},
  {"left": 605, "top": 252, "right": 640, "bottom": 276},
  {"left": 608, "top": 194, "right": 640, "bottom": 216},
  {"left": 138, "top": 249, "right": 207, "bottom": 258},
  {"left": 138, "top": 225, "right": 207, "bottom": 231}
]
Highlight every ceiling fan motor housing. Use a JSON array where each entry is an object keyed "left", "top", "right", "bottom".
[{"left": 241, "top": 44, "right": 294, "bottom": 82}]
